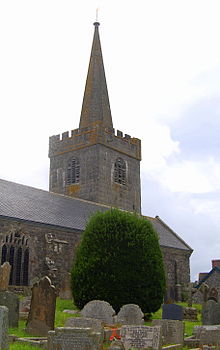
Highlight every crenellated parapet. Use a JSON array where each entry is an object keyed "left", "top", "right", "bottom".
[{"left": 49, "top": 124, "right": 141, "bottom": 160}]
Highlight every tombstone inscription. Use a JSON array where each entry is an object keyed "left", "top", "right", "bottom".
[
  {"left": 48, "top": 327, "right": 101, "bottom": 350},
  {"left": 120, "top": 325, "right": 162, "bottom": 350}
]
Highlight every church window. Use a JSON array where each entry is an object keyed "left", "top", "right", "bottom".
[
  {"left": 23, "top": 249, "right": 29, "bottom": 286},
  {"left": 0, "top": 231, "right": 30, "bottom": 286},
  {"left": 114, "top": 158, "right": 126, "bottom": 185},
  {"left": 1, "top": 245, "right": 7, "bottom": 265},
  {"left": 67, "top": 157, "right": 80, "bottom": 185},
  {"left": 15, "top": 247, "right": 22, "bottom": 285}
]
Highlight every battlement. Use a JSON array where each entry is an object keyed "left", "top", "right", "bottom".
[{"left": 49, "top": 125, "right": 141, "bottom": 160}]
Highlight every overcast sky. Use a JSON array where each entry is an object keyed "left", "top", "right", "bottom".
[{"left": 1, "top": 0, "right": 220, "bottom": 281}]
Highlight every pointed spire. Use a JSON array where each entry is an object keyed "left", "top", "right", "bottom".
[{"left": 79, "top": 22, "right": 113, "bottom": 130}]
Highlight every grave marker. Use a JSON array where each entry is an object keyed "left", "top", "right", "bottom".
[
  {"left": 120, "top": 325, "right": 162, "bottom": 350},
  {"left": 26, "top": 276, "right": 56, "bottom": 336},
  {"left": 0, "top": 291, "right": 19, "bottom": 328},
  {"left": 0, "top": 263, "right": 11, "bottom": 291},
  {"left": 65, "top": 317, "right": 104, "bottom": 343},
  {"left": 152, "top": 319, "right": 184, "bottom": 345},
  {"left": 81, "top": 300, "right": 116, "bottom": 325},
  {"left": 202, "top": 300, "right": 220, "bottom": 325},
  {"left": 0, "top": 306, "right": 9, "bottom": 350},
  {"left": 117, "top": 304, "right": 144, "bottom": 325},
  {"left": 162, "top": 304, "right": 183, "bottom": 321},
  {"left": 48, "top": 327, "right": 101, "bottom": 350}
]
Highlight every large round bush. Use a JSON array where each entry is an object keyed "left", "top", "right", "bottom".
[{"left": 71, "top": 208, "right": 166, "bottom": 313}]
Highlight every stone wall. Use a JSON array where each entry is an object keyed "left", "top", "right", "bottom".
[
  {"left": 193, "top": 270, "right": 220, "bottom": 304},
  {"left": 161, "top": 246, "right": 191, "bottom": 300},
  {"left": 49, "top": 125, "right": 141, "bottom": 214},
  {"left": 0, "top": 217, "right": 190, "bottom": 299},
  {"left": 0, "top": 217, "right": 81, "bottom": 289}
]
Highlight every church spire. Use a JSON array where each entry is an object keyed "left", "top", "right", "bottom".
[{"left": 79, "top": 22, "right": 113, "bottom": 130}]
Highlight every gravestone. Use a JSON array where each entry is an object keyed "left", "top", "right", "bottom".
[
  {"left": 152, "top": 319, "right": 184, "bottom": 345},
  {"left": 109, "top": 340, "right": 125, "bottom": 350},
  {"left": 81, "top": 300, "right": 116, "bottom": 325},
  {"left": 59, "top": 272, "right": 72, "bottom": 300},
  {"left": 48, "top": 327, "right": 101, "bottom": 350},
  {"left": 162, "top": 304, "right": 183, "bottom": 321},
  {"left": 117, "top": 304, "right": 144, "bottom": 325},
  {"left": 202, "top": 300, "right": 220, "bottom": 325},
  {"left": 26, "top": 276, "right": 56, "bottom": 336},
  {"left": 0, "top": 291, "right": 19, "bottom": 328},
  {"left": 193, "top": 325, "right": 220, "bottom": 346},
  {"left": 0, "top": 263, "right": 11, "bottom": 291},
  {"left": 65, "top": 317, "right": 104, "bottom": 343},
  {"left": 0, "top": 306, "right": 9, "bottom": 350},
  {"left": 120, "top": 325, "right": 162, "bottom": 350}
]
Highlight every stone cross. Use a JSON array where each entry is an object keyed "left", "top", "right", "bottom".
[{"left": 26, "top": 276, "right": 57, "bottom": 336}]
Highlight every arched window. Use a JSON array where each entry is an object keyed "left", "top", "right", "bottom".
[
  {"left": 67, "top": 157, "right": 80, "bottom": 185},
  {"left": 9, "top": 246, "right": 14, "bottom": 285},
  {"left": 1, "top": 245, "right": 7, "bottom": 265},
  {"left": 1, "top": 231, "right": 30, "bottom": 286},
  {"left": 15, "top": 247, "right": 22, "bottom": 286},
  {"left": 23, "top": 249, "right": 29, "bottom": 286},
  {"left": 114, "top": 157, "right": 126, "bottom": 185}
]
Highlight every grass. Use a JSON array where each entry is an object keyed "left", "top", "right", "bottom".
[
  {"left": 9, "top": 300, "right": 202, "bottom": 349},
  {"left": 10, "top": 344, "right": 38, "bottom": 350}
]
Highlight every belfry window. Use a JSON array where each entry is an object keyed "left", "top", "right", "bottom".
[
  {"left": 67, "top": 157, "right": 80, "bottom": 185},
  {"left": 114, "top": 157, "right": 126, "bottom": 185},
  {"left": 0, "top": 232, "right": 29, "bottom": 286}
]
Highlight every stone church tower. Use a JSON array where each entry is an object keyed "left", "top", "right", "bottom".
[{"left": 49, "top": 22, "right": 141, "bottom": 213}]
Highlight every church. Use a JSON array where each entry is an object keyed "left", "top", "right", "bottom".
[{"left": 0, "top": 22, "right": 192, "bottom": 300}]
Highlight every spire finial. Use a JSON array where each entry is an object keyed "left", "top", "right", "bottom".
[
  {"left": 94, "top": 8, "right": 100, "bottom": 26},
  {"left": 96, "top": 8, "right": 99, "bottom": 22}
]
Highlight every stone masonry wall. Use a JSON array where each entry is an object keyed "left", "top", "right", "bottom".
[
  {"left": 0, "top": 217, "right": 191, "bottom": 299},
  {"left": 0, "top": 217, "right": 81, "bottom": 289},
  {"left": 49, "top": 125, "right": 141, "bottom": 213}
]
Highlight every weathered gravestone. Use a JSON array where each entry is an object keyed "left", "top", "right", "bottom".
[
  {"left": 162, "top": 303, "right": 183, "bottom": 321},
  {"left": 0, "top": 263, "right": 11, "bottom": 291},
  {"left": 0, "top": 291, "right": 19, "bottom": 328},
  {"left": 109, "top": 340, "right": 125, "bottom": 350},
  {"left": 81, "top": 300, "right": 116, "bottom": 325},
  {"left": 202, "top": 300, "right": 220, "bottom": 325},
  {"left": 65, "top": 317, "right": 104, "bottom": 343},
  {"left": 59, "top": 272, "right": 72, "bottom": 300},
  {"left": 117, "top": 304, "right": 144, "bottom": 325},
  {"left": 26, "top": 276, "right": 56, "bottom": 336},
  {"left": 48, "top": 327, "right": 102, "bottom": 350},
  {"left": 193, "top": 325, "right": 220, "bottom": 346},
  {"left": 152, "top": 319, "right": 184, "bottom": 345},
  {"left": 120, "top": 325, "right": 162, "bottom": 350},
  {"left": 0, "top": 306, "right": 9, "bottom": 350}
]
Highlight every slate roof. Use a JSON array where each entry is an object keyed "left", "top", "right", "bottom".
[
  {"left": 195, "top": 267, "right": 220, "bottom": 289},
  {"left": 0, "top": 178, "right": 192, "bottom": 251}
]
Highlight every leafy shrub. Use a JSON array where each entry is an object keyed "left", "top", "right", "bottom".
[{"left": 71, "top": 208, "right": 166, "bottom": 313}]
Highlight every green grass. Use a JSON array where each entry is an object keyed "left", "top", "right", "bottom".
[
  {"left": 9, "top": 299, "right": 202, "bottom": 349},
  {"left": 10, "top": 344, "right": 40, "bottom": 350}
]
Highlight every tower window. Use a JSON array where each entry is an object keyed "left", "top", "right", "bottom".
[
  {"left": 67, "top": 158, "right": 80, "bottom": 185},
  {"left": 114, "top": 157, "right": 126, "bottom": 185}
]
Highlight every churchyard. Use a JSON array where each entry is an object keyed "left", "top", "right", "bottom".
[{"left": 5, "top": 295, "right": 203, "bottom": 350}]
